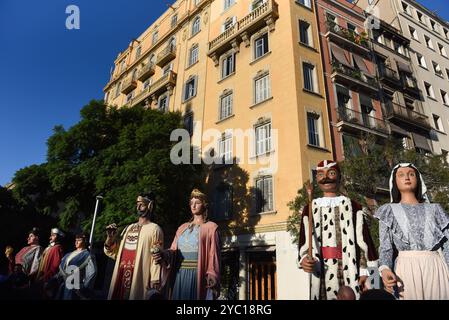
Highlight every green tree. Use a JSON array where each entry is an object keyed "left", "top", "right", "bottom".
[{"left": 11, "top": 100, "right": 204, "bottom": 242}]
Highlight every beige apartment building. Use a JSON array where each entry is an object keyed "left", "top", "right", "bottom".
[
  {"left": 103, "top": 0, "right": 332, "bottom": 299},
  {"left": 358, "top": 0, "right": 449, "bottom": 157}
]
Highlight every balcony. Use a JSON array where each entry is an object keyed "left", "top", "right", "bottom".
[
  {"left": 137, "top": 63, "right": 155, "bottom": 82},
  {"left": 156, "top": 45, "right": 176, "bottom": 67},
  {"left": 331, "top": 62, "right": 378, "bottom": 94},
  {"left": 129, "top": 87, "right": 151, "bottom": 107},
  {"left": 325, "top": 21, "right": 370, "bottom": 55},
  {"left": 208, "top": 0, "right": 279, "bottom": 65},
  {"left": 148, "top": 71, "right": 177, "bottom": 97},
  {"left": 121, "top": 76, "right": 137, "bottom": 94},
  {"left": 336, "top": 107, "right": 389, "bottom": 137},
  {"left": 378, "top": 66, "right": 401, "bottom": 87},
  {"left": 384, "top": 102, "right": 431, "bottom": 130}
]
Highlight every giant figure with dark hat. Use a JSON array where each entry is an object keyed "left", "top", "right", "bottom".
[{"left": 297, "top": 160, "right": 378, "bottom": 300}]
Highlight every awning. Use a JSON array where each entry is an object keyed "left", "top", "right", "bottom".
[
  {"left": 390, "top": 123, "right": 409, "bottom": 137},
  {"left": 396, "top": 60, "right": 412, "bottom": 73},
  {"left": 331, "top": 45, "right": 351, "bottom": 67},
  {"left": 412, "top": 132, "right": 432, "bottom": 151},
  {"left": 353, "top": 54, "right": 370, "bottom": 74}
]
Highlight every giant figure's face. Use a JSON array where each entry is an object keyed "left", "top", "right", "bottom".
[
  {"left": 316, "top": 167, "right": 340, "bottom": 194},
  {"left": 27, "top": 233, "right": 38, "bottom": 245},
  {"left": 75, "top": 237, "right": 86, "bottom": 250},
  {"left": 190, "top": 197, "right": 205, "bottom": 216},
  {"left": 136, "top": 196, "right": 151, "bottom": 217},
  {"left": 395, "top": 167, "right": 418, "bottom": 193}
]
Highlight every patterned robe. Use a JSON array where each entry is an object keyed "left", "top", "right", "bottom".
[
  {"left": 36, "top": 243, "right": 64, "bottom": 283},
  {"left": 298, "top": 196, "right": 378, "bottom": 299}
]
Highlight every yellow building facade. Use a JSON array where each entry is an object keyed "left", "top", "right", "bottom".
[{"left": 103, "top": 0, "right": 333, "bottom": 300}]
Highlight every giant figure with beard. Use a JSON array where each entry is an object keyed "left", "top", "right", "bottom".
[
  {"left": 104, "top": 191, "right": 164, "bottom": 300},
  {"left": 298, "top": 160, "right": 378, "bottom": 300}
]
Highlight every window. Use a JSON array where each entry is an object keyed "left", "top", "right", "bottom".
[
  {"left": 296, "top": 0, "right": 311, "bottom": 8},
  {"left": 394, "top": 42, "right": 405, "bottom": 55},
  {"left": 299, "top": 20, "right": 312, "bottom": 46},
  {"left": 194, "top": 0, "right": 200, "bottom": 6},
  {"left": 221, "top": 53, "right": 235, "bottom": 78},
  {"left": 441, "top": 90, "right": 449, "bottom": 105},
  {"left": 131, "top": 68, "right": 138, "bottom": 80},
  {"left": 149, "top": 54, "right": 156, "bottom": 66},
  {"left": 438, "top": 43, "right": 448, "bottom": 57},
  {"left": 188, "top": 45, "right": 199, "bottom": 66},
  {"left": 255, "top": 122, "right": 272, "bottom": 156},
  {"left": 183, "top": 76, "right": 197, "bottom": 101},
  {"left": 252, "top": 0, "right": 266, "bottom": 11},
  {"left": 152, "top": 31, "right": 158, "bottom": 45},
  {"left": 115, "top": 81, "right": 121, "bottom": 98},
  {"left": 219, "top": 134, "right": 233, "bottom": 164},
  {"left": 184, "top": 113, "right": 193, "bottom": 136},
  {"left": 432, "top": 61, "right": 443, "bottom": 77},
  {"left": 224, "top": 0, "right": 235, "bottom": 10},
  {"left": 347, "top": 23, "right": 357, "bottom": 34},
  {"left": 168, "top": 36, "right": 176, "bottom": 50},
  {"left": 135, "top": 46, "right": 141, "bottom": 60},
  {"left": 307, "top": 112, "right": 320, "bottom": 147},
  {"left": 444, "top": 28, "right": 449, "bottom": 39},
  {"left": 120, "top": 60, "right": 126, "bottom": 73},
  {"left": 213, "top": 184, "right": 233, "bottom": 220},
  {"left": 303, "top": 63, "right": 316, "bottom": 92},
  {"left": 171, "top": 14, "right": 178, "bottom": 28},
  {"left": 223, "top": 17, "right": 236, "bottom": 31},
  {"left": 402, "top": 2, "right": 411, "bottom": 15},
  {"left": 126, "top": 92, "right": 134, "bottom": 103},
  {"left": 424, "top": 35, "right": 433, "bottom": 49},
  {"left": 143, "top": 78, "right": 152, "bottom": 90},
  {"left": 424, "top": 82, "right": 435, "bottom": 99},
  {"left": 417, "top": 11, "right": 425, "bottom": 24},
  {"left": 447, "top": 68, "right": 449, "bottom": 79},
  {"left": 433, "top": 114, "right": 443, "bottom": 132},
  {"left": 417, "top": 53, "right": 427, "bottom": 68},
  {"left": 163, "top": 63, "right": 173, "bottom": 76},
  {"left": 254, "top": 73, "right": 271, "bottom": 104},
  {"left": 158, "top": 94, "right": 169, "bottom": 112},
  {"left": 104, "top": 91, "right": 109, "bottom": 103},
  {"left": 430, "top": 20, "right": 437, "bottom": 32},
  {"left": 254, "top": 33, "right": 269, "bottom": 59},
  {"left": 220, "top": 92, "right": 233, "bottom": 120},
  {"left": 192, "top": 16, "right": 201, "bottom": 36},
  {"left": 409, "top": 26, "right": 419, "bottom": 40},
  {"left": 255, "top": 176, "right": 273, "bottom": 213}
]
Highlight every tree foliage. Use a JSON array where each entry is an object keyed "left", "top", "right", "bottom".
[{"left": 11, "top": 100, "right": 204, "bottom": 242}]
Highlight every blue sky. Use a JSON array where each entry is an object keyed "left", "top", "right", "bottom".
[{"left": 0, "top": 0, "right": 448, "bottom": 186}]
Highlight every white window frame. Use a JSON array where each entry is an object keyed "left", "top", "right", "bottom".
[
  {"left": 438, "top": 43, "right": 448, "bottom": 57},
  {"left": 441, "top": 90, "right": 449, "bottom": 105},
  {"left": 224, "top": 0, "right": 235, "bottom": 11},
  {"left": 299, "top": 20, "right": 312, "bottom": 47},
  {"left": 152, "top": 31, "right": 159, "bottom": 45},
  {"left": 188, "top": 44, "right": 199, "bottom": 66},
  {"left": 254, "top": 32, "right": 269, "bottom": 59},
  {"left": 219, "top": 134, "right": 233, "bottom": 164},
  {"left": 424, "top": 35, "right": 434, "bottom": 50},
  {"left": 171, "top": 14, "right": 178, "bottom": 28},
  {"left": 158, "top": 94, "right": 169, "bottom": 112},
  {"left": 296, "top": 0, "right": 311, "bottom": 9},
  {"left": 255, "top": 176, "right": 274, "bottom": 213},
  {"left": 219, "top": 91, "right": 233, "bottom": 120},
  {"left": 303, "top": 62, "right": 316, "bottom": 93},
  {"left": 254, "top": 73, "right": 271, "bottom": 104},
  {"left": 255, "top": 121, "right": 272, "bottom": 156},
  {"left": 307, "top": 112, "right": 321, "bottom": 147},
  {"left": 183, "top": 76, "right": 198, "bottom": 102},
  {"left": 221, "top": 52, "right": 235, "bottom": 79},
  {"left": 192, "top": 16, "right": 201, "bottom": 36},
  {"left": 424, "top": 82, "right": 435, "bottom": 99},
  {"left": 417, "top": 53, "right": 427, "bottom": 69},
  {"left": 409, "top": 26, "right": 419, "bottom": 41}
]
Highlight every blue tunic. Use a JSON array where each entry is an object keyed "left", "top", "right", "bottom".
[{"left": 172, "top": 225, "right": 199, "bottom": 300}]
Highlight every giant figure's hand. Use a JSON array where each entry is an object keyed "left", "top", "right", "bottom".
[
  {"left": 300, "top": 256, "right": 317, "bottom": 273},
  {"left": 381, "top": 268, "right": 397, "bottom": 294}
]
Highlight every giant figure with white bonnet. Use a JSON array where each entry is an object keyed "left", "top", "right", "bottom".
[{"left": 375, "top": 163, "right": 449, "bottom": 299}]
